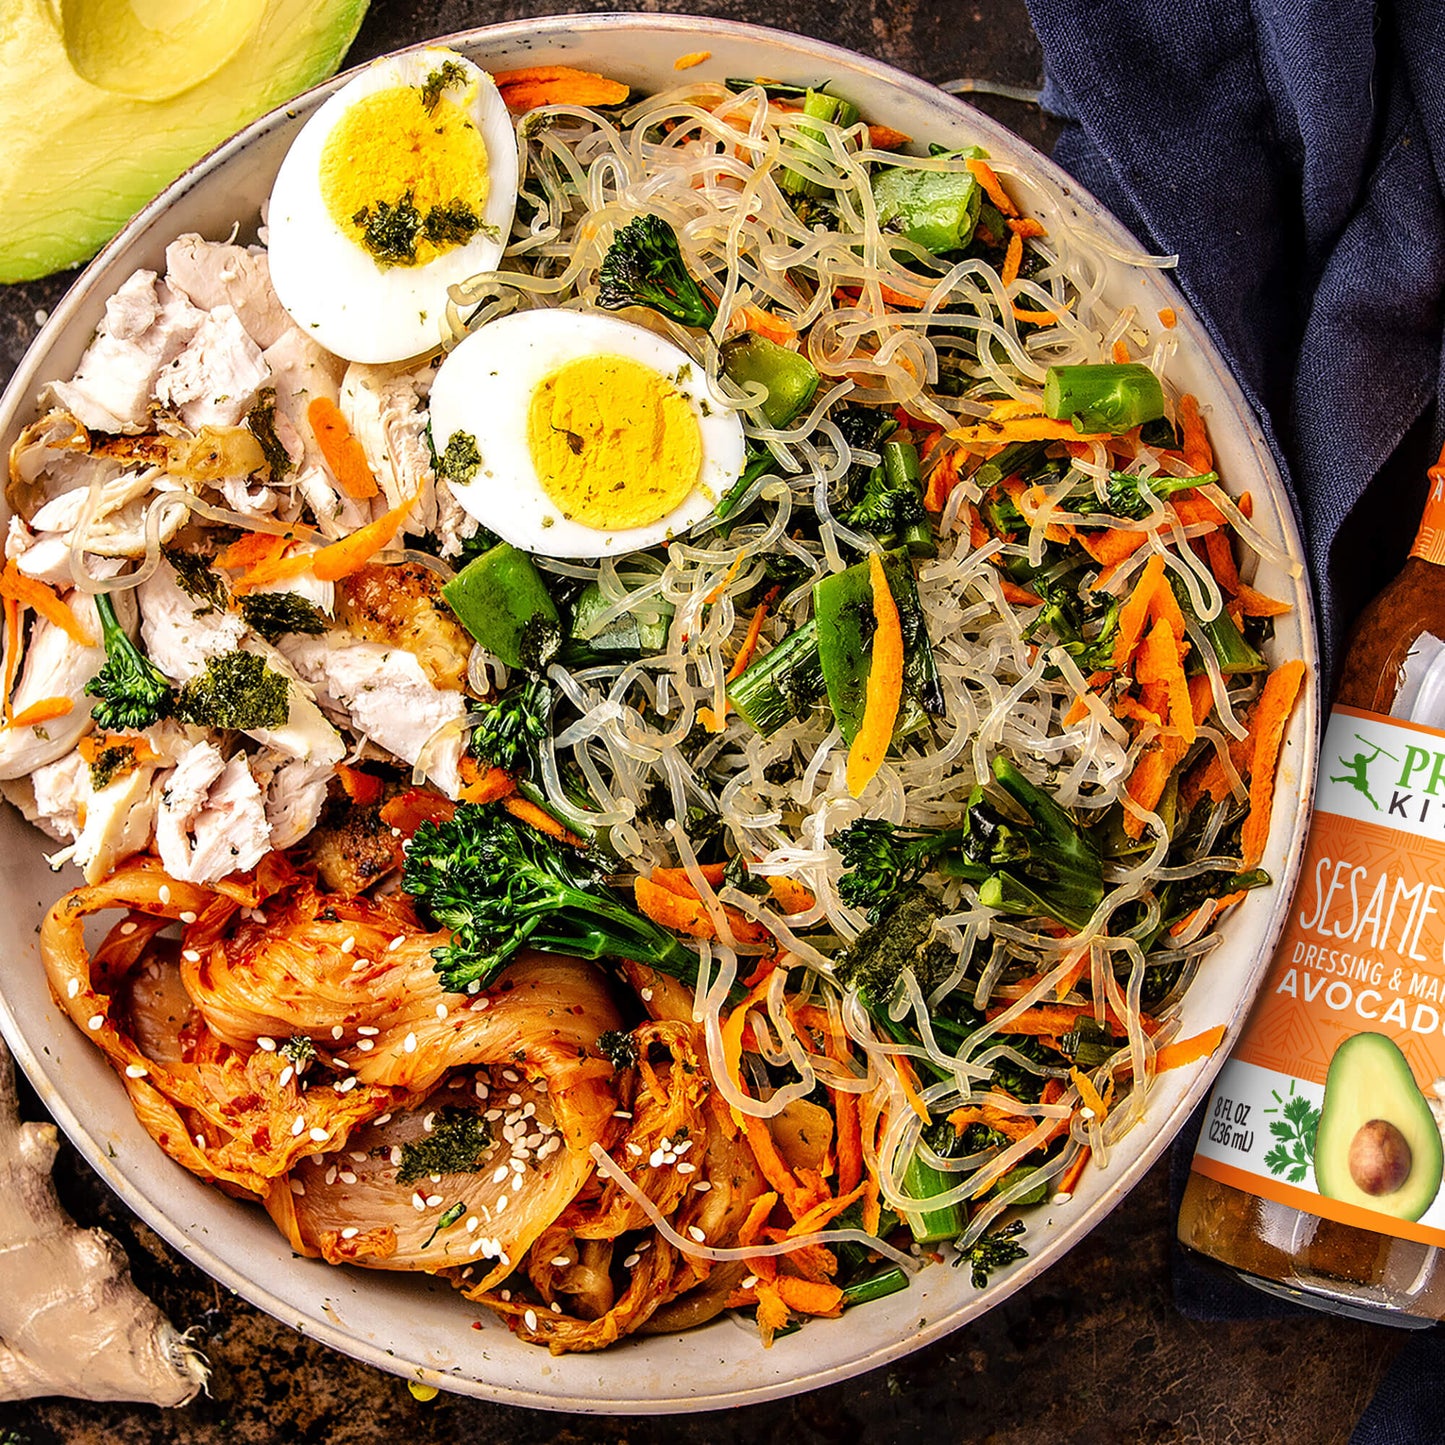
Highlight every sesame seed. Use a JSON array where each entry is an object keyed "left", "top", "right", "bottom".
[
  {"left": 340, "top": 936, "right": 355, "bottom": 954},
  {"left": 194, "top": 1134, "right": 205, "bottom": 1150},
  {"left": 350, "top": 959, "right": 367, "bottom": 972},
  {"left": 741, "top": 1274, "right": 758, "bottom": 1290},
  {"left": 677, "top": 1162, "right": 696, "bottom": 1175},
  {"left": 341, "top": 1227, "right": 359, "bottom": 1240},
  {"left": 466, "top": 1216, "right": 479, "bottom": 1232},
  {"left": 388, "top": 935, "right": 405, "bottom": 951},
  {"left": 693, "top": 1180, "right": 711, "bottom": 1193},
  {"left": 279, "top": 1065, "right": 295, "bottom": 1088},
  {"left": 389, "top": 1146, "right": 403, "bottom": 1166},
  {"left": 1052, "top": 1190, "right": 1073, "bottom": 1204},
  {"left": 641, "top": 987, "right": 653, "bottom": 1002},
  {"left": 550, "top": 1302, "right": 562, "bottom": 1314},
  {"left": 340, "top": 1171, "right": 358, "bottom": 1184},
  {"left": 636, "top": 1239, "right": 652, "bottom": 1252},
  {"left": 507, "top": 1092, "right": 522, "bottom": 1107},
  {"left": 524, "top": 1309, "right": 538, "bottom": 1331},
  {"left": 257, "top": 1037, "right": 277, "bottom": 1052},
  {"left": 325, "top": 1166, "right": 338, "bottom": 1185},
  {"left": 332, "top": 1025, "right": 345, "bottom": 1040},
  {"left": 337, "top": 1077, "right": 358, "bottom": 1094},
  {"left": 179, "top": 910, "right": 197, "bottom": 924},
  {"left": 423, "top": 1112, "right": 437, "bottom": 1132},
  {"left": 291, "top": 1116, "right": 305, "bottom": 1137},
  {"left": 357, "top": 1025, "right": 379, "bottom": 1037},
  {"left": 468, "top": 1239, "right": 483, "bottom": 1255},
  {"left": 412, "top": 1193, "right": 427, "bottom": 1212},
  {"left": 626, "top": 1142, "right": 643, "bottom": 1157},
  {"left": 1079, "top": 1107, "right": 1096, "bottom": 1121},
  {"left": 119, "top": 922, "right": 137, "bottom": 936},
  {"left": 87, "top": 1014, "right": 103, "bottom": 1031},
  {"left": 158, "top": 885, "right": 171, "bottom": 905},
  {"left": 425, "top": 1193, "right": 443, "bottom": 1207},
  {"left": 496, "top": 1195, "right": 509, "bottom": 1213},
  {"left": 66, "top": 979, "right": 80, "bottom": 999},
  {"left": 290, "top": 1178, "right": 306, "bottom": 1196},
  {"left": 649, "top": 1148, "right": 666, "bottom": 1168},
  {"left": 502, "top": 1069, "right": 519, "bottom": 1083},
  {"left": 613, "top": 1110, "right": 633, "bottom": 1119},
  {"left": 357, "top": 1039, "right": 374, "bottom": 1052},
  {"left": 687, "top": 1226, "right": 706, "bottom": 1243},
  {"left": 310, "top": 1127, "right": 329, "bottom": 1143},
  {"left": 550, "top": 1256, "right": 571, "bottom": 1268},
  {"left": 623, "top": 1249, "right": 642, "bottom": 1270},
  {"left": 470, "top": 993, "right": 488, "bottom": 1007},
  {"left": 124, "top": 1064, "right": 147, "bottom": 1079},
  {"left": 436, "top": 1003, "right": 449, "bottom": 1020},
  {"left": 403, "top": 1033, "right": 418, "bottom": 1054},
  {"left": 499, "top": 1290, "right": 511, "bottom": 1302},
  {"left": 677, "top": 1139, "right": 694, "bottom": 1153},
  {"left": 493, "top": 1166, "right": 509, "bottom": 1183},
  {"left": 181, "top": 949, "right": 201, "bottom": 964}
]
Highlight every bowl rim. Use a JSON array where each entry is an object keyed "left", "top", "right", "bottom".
[{"left": 0, "top": 10, "right": 1321, "bottom": 1412}]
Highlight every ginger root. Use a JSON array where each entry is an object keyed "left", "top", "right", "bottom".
[{"left": 0, "top": 1037, "right": 207, "bottom": 1403}]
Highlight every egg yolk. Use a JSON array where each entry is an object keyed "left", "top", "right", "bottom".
[
  {"left": 526, "top": 355, "right": 703, "bottom": 530},
  {"left": 320, "top": 85, "right": 490, "bottom": 269}
]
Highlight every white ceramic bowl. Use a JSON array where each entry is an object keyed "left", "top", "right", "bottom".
[{"left": 0, "top": 14, "right": 1319, "bottom": 1412}]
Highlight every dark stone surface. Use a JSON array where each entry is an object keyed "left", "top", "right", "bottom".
[{"left": 0, "top": 2, "right": 1407, "bottom": 1440}]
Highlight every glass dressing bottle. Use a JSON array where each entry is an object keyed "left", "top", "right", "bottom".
[{"left": 1178, "top": 443, "right": 1445, "bottom": 1325}]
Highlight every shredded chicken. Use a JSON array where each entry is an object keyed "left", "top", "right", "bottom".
[
  {"left": 164, "top": 235, "right": 291, "bottom": 352},
  {"left": 153, "top": 742, "right": 270, "bottom": 884},
  {"left": 153, "top": 307, "right": 270, "bottom": 432}
]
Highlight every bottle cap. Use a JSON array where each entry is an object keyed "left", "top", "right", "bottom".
[{"left": 1410, "top": 442, "right": 1445, "bottom": 565}]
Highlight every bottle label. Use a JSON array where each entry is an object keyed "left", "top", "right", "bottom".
[{"left": 1192, "top": 704, "right": 1445, "bottom": 1245}]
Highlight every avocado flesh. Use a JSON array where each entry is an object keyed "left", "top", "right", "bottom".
[
  {"left": 0, "top": 0, "right": 370, "bottom": 283},
  {"left": 1314, "top": 1032, "right": 1444, "bottom": 1221}
]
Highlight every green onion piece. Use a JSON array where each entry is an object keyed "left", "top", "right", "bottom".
[
  {"left": 1043, "top": 363, "right": 1166, "bottom": 435},
  {"left": 780, "top": 89, "right": 861, "bottom": 198},
  {"left": 841, "top": 1266, "right": 911, "bottom": 1307}
]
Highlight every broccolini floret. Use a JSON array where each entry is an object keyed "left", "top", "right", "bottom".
[
  {"left": 401, "top": 802, "right": 697, "bottom": 993},
  {"left": 597, "top": 214, "right": 718, "bottom": 330},
  {"left": 84, "top": 592, "right": 174, "bottom": 731},
  {"left": 238, "top": 591, "right": 329, "bottom": 641},
  {"left": 396, "top": 1108, "right": 493, "bottom": 1185},
  {"left": 468, "top": 675, "right": 551, "bottom": 778},
  {"left": 175, "top": 650, "right": 289, "bottom": 731},
  {"left": 956, "top": 1218, "right": 1028, "bottom": 1288},
  {"left": 834, "top": 754, "right": 1104, "bottom": 932},
  {"left": 597, "top": 1029, "right": 638, "bottom": 1070}
]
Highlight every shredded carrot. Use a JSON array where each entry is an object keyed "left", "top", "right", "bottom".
[
  {"left": 1170, "top": 889, "right": 1247, "bottom": 937},
  {"left": 704, "top": 553, "right": 745, "bottom": 605},
  {"left": 892, "top": 1055, "right": 931, "bottom": 1122},
  {"left": 1113, "top": 553, "right": 1167, "bottom": 667},
  {"left": 945, "top": 1102, "right": 1039, "bottom": 1144},
  {"left": 634, "top": 875, "right": 717, "bottom": 939},
  {"left": 766, "top": 875, "right": 815, "bottom": 914},
  {"left": 787, "top": 1181, "right": 868, "bottom": 1237},
  {"left": 832, "top": 1089, "right": 863, "bottom": 1195},
  {"left": 986, "top": 1001, "right": 1159, "bottom": 1037},
  {"left": 965, "top": 158, "right": 1018, "bottom": 217},
  {"left": 1056, "top": 1149, "right": 1090, "bottom": 1198},
  {"left": 1111, "top": 339, "right": 1130, "bottom": 364},
  {"left": 501, "top": 794, "right": 585, "bottom": 849},
  {"left": 923, "top": 450, "right": 963, "bottom": 513},
  {"left": 1240, "top": 659, "right": 1307, "bottom": 867},
  {"left": 1053, "top": 946, "right": 1092, "bottom": 1002},
  {"left": 988, "top": 396, "right": 1047, "bottom": 421},
  {"left": 2, "top": 597, "right": 20, "bottom": 725},
  {"left": 215, "top": 530, "right": 290, "bottom": 572},
  {"left": 650, "top": 862, "right": 728, "bottom": 892},
  {"left": 455, "top": 758, "right": 515, "bottom": 806},
  {"left": 1153, "top": 1024, "right": 1228, "bottom": 1073},
  {"left": 1234, "top": 582, "right": 1292, "bottom": 618},
  {"left": 737, "top": 304, "right": 798, "bottom": 347},
  {"left": 1000, "top": 231, "right": 1023, "bottom": 288},
  {"left": 1012, "top": 302, "right": 1066, "bottom": 325},
  {"left": 8, "top": 696, "right": 73, "bottom": 728},
  {"left": 867, "top": 124, "right": 912, "bottom": 150},
  {"left": 492, "top": 65, "right": 630, "bottom": 110},
  {"left": 1070, "top": 1067, "right": 1110, "bottom": 1125},
  {"left": 378, "top": 787, "right": 455, "bottom": 835},
  {"left": 998, "top": 577, "right": 1044, "bottom": 607},
  {"left": 1170, "top": 491, "right": 1227, "bottom": 528},
  {"left": 1202, "top": 528, "right": 1242, "bottom": 595},
  {"left": 846, "top": 553, "right": 904, "bottom": 798},
  {"left": 1157, "top": 307, "right": 1177, "bottom": 329},
  {"left": 236, "top": 494, "right": 419, "bottom": 591},
  {"left": 773, "top": 1275, "right": 845, "bottom": 1317},
  {"left": 742, "top": 1110, "right": 819, "bottom": 1220},
  {"left": 1177, "top": 393, "right": 1213, "bottom": 473},
  {"left": 1075, "top": 527, "right": 1147, "bottom": 569},
  {"left": 307, "top": 397, "right": 378, "bottom": 500},
  {"left": 1008, "top": 216, "right": 1048, "bottom": 239},
  {"left": 0, "top": 563, "right": 88, "bottom": 644},
  {"left": 950, "top": 415, "right": 1102, "bottom": 446},
  {"left": 673, "top": 49, "right": 710, "bottom": 70},
  {"left": 737, "top": 1191, "right": 779, "bottom": 1250},
  {"left": 1136, "top": 619, "right": 1195, "bottom": 744},
  {"left": 727, "top": 598, "right": 772, "bottom": 681}
]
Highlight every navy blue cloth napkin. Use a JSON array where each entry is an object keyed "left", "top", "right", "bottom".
[{"left": 1024, "top": 1, "right": 1445, "bottom": 1439}]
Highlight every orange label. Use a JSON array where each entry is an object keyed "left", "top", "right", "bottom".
[
  {"left": 1191, "top": 705, "right": 1445, "bottom": 1241},
  {"left": 1409, "top": 463, "right": 1445, "bottom": 565}
]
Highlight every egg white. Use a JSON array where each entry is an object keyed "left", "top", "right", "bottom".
[
  {"left": 266, "top": 48, "right": 517, "bottom": 365},
  {"left": 428, "top": 309, "right": 747, "bottom": 559}
]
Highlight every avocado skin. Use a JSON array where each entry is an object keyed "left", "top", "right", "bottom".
[
  {"left": 1314, "top": 1032, "right": 1445, "bottom": 1221},
  {"left": 0, "top": 0, "right": 369, "bottom": 283}
]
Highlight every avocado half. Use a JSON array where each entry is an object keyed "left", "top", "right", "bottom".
[
  {"left": 1314, "top": 1032, "right": 1445, "bottom": 1221},
  {"left": 0, "top": 0, "right": 370, "bottom": 283}
]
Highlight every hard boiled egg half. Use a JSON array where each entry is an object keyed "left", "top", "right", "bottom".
[
  {"left": 267, "top": 48, "right": 516, "bottom": 364},
  {"left": 428, "top": 310, "right": 747, "bottom": 558}
]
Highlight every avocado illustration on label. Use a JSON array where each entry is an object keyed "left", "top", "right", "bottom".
[{"left": 1314, "top": 1033, "right": 1445, "bottom": 1221}]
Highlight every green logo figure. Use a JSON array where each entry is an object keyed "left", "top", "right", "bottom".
[{"left": 1329, "top": 734, "right": 1400, "bottom": 811}]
